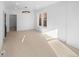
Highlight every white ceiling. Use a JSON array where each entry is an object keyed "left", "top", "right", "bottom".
[{"left": 4, "top": 1, "right": 58, "bottom": 10}]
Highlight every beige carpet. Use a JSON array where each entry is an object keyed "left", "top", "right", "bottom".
[
  {"left": 1, "top": 30, "right": 56, "bottom": 57},
  {"left": 48, "top": 40, "right": 78, "bottom": 57},
  {"left": 0, "top": 30, "right": 79, "bottom": 57}
]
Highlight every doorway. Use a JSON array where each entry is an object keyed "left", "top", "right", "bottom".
[{"left": 9, "top": 15, "right": 17, "bottom": 31}]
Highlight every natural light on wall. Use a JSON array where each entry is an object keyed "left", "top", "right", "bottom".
[{"left": 42, "top": 29, "right": 58, "bottom": 40}]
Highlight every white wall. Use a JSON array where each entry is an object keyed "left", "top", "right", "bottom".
[
  {"left": 17, "top": 10, "right": 35, "bottom": 31},
  {"left": 6, "top": 13, "right": 9, "bottom": 32},
  {"left": 47, "top": 2, "right": 67, "bottom": 41},
  {"left": 36, "top": 2, "right": 79, "bottom": 49},
  {"left": 36, "top": 2, "right": 67, "bottom": 41},
  {"left": 6, "top": 9, "right": 17, "bottom": 32},
  {"left": 67, "top": 2, "right": 79, "bottom": 48},
  {"left": 0, "top": 2, "right": 5, "bottom": 50},
  {"left": 34, "top": 10, "right": 37, "bottom": 30},
  {"left": 5, "top": 7, "right": 35, "bottom": 32}
]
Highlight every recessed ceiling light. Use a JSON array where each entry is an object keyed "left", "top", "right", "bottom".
[{"left": 15, "top": 3, "right": 19, "bottom": 5}]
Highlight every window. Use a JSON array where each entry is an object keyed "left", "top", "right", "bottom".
[{"left": 43, "top": 12, "right": 47, "bottom": 27}]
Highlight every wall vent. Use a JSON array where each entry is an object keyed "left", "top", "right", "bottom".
[{"left": 22, "top": 11, "right": 30, "bottom": 13}]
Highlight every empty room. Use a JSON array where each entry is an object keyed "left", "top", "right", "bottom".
[{"left": 0, "top": 1, "right": 79, "bottom": 57}]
